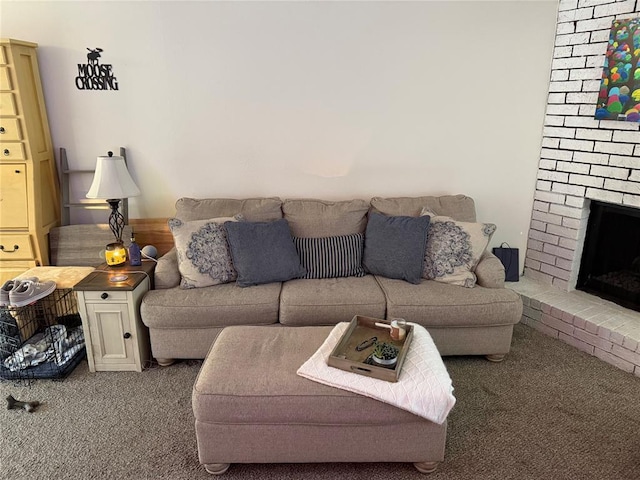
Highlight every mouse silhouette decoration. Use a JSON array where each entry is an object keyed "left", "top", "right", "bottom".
[{"left": 86, "top": 48, "right": 103, "bottom": 65}]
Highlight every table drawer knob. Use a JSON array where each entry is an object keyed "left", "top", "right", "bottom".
[
  {"left": 100, "top": 292, "right": 109, "bottom": 300},
  {"left": 123, "top": 332, "right": 131, "bottom": 339},
  {"left": 0, "top": 244, "right": 19, "bottom": 253},
  {"left": 3, "top": 149, "right": 9, "bottom": 156},
  {"left": 0, "top": 127, "right": 5, "bottom": 134}
]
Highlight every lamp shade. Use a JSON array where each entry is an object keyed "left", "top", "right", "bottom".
[{"left": 86, "top": 153, "right": 140, "bottom": 199}]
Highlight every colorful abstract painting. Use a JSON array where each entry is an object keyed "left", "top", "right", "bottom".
[{"left": 595, "top": 17, "right": 640, "bottom": 123}]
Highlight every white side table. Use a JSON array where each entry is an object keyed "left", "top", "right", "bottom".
[{"left": 74, "top": 261, "right": 155, "bottom": 372}]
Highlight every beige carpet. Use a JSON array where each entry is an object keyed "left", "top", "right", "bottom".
[{"left": 1, "top": 323, "right": 639, "bottom": 480}]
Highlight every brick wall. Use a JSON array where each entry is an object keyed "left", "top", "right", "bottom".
[{"left": 524, "top": 0, "right": 640, "bottom": 291}]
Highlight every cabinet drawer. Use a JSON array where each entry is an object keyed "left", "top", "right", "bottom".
[
  {"left": 0, "top": 264, "right": 32, "bottom": 284},
  {"left": 0, "top": 163, "right": 28, "bottom": 228},
  {"left": 83, "top": 290, "right": 128, "bottom": 302},
  {"left": 0, "top": 92, "right": 17, "bottom": 115},
  {"left": 0, "top": 142, "right": 25, "bottom": 160},
  {"left": 0, "top": 234, "right": 35, "bottom": 261},
  {"left": 0, "top": 118, "right": 22, "bottom": 141},
  {"left": 0, "top": 66, "right": 11, "bottom": 90}
]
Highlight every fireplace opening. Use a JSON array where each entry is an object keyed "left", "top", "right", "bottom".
[{"left": 577, "top": 201, "right": 640, "bottom": 313}]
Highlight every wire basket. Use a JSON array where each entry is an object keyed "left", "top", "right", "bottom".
[{"left": 0, "top": 288, "right": 86, "bottom": 386}]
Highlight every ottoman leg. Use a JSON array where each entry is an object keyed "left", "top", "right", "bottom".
[
  {"left": 204, "top": 463, "right": 230, "bottom": 475},
  {"left": 414, "top": 461, "right": 439, "bottom": 474}
]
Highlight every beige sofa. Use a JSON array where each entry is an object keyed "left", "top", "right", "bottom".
[{"left": 140, "top": 195, "right": 523, "bottom": 365}]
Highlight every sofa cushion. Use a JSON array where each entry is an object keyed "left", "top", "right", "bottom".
[
  {"left": 293, "top": 234, "right": 366, "bottom": 279},
  {"left": 363, "top": 213, "right": 430, "bottom": 285},
  {"left": 168, "top": 216, "right": 239, "bottom": 289},
  {"left": 279, "top": 276, "right": 386, "bottom": 326},
  {"left": 376, "top": 276, "right": 522, "bottom": 328},
  {"left": 140, "top": 282, "right": 282, "bottom": 329},
  {"left": 282, "top": 199, "right": 369, "bottom": 237},
  {"left": 421, "top": 212, "right": 497, "bottom": 288},
  {"left": 370, "top": 195, "right": 476, "bottom": 222},
  {"left": 225, "top": 218, "right": 306, "bottom": 287},
  {"left": 175, "top": 197, "right": 282, "bottom": 222}
]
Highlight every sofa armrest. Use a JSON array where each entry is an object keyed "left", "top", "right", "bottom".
[
  {"left": 154, "top": 247, "right": 181, "bottom": 289},
  {"left": 475, "top": 251, "right": 506, "bottom": 289}
]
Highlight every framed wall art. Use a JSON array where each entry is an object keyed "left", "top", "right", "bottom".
[{"left": 595, "top": 17, "right": 640, "bottom": 123}]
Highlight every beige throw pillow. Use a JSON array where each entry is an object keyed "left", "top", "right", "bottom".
[{"left": 421, "top": 208, "right": 496, "bottom": 288}]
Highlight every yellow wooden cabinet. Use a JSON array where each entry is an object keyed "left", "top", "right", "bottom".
[{"left": 0, "top": 39, "right": 60, "bottom": 282}]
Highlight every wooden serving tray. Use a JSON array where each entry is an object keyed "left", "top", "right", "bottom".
[{"left": 327, "top": 315, "right": 414, "bottom": 382}]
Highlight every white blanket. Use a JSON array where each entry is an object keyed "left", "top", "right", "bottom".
[{"left": 297, "top": 322, "right": 456, "bottom": 425}]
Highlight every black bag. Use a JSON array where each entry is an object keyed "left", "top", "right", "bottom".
[{"left": 492, "top": 243, "right": 519, "bottom": 282}]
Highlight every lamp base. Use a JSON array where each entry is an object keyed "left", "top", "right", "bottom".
[{"left": 106, "top": 199, "right": 126, "bottom": 245}]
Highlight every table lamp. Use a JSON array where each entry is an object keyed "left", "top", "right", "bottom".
[{"left": 86, "top": 151, "right": 140, "bottom": 268}]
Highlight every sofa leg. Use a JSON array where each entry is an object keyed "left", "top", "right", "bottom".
[
  {"left": 156, "top": 358, "right": 175, "bottom": 367},
  {"left": 485, "top": 354, "right": 505, "bottom": 363},
  {"left": 204, "top": 463, "right": 230, "bottom": 475},
  {"left": 414, "top": 461, "right": 438, "bottom": 474}
]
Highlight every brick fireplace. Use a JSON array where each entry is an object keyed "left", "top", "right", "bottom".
[
  {"left": 576, "top": 200, "right": 640, "bottom": 312},
  {"left": 510, "top": 0, "right": 640, "bottom": 377},
  {"left": 524, "top": 0, "right": 640, "bottom": 290}
]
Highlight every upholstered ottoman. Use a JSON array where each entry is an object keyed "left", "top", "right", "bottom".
[{"left": 192, "top": 325, "right": 448, "bottom": 475}]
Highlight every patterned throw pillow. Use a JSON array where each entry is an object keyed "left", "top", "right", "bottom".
[
  {"left": 421, "top": 208, "right": 496, "bottom": 288},
  {"left": 168, "top": 216, "right": 240, "bottom": 289},
  {"left": 293, "top": 234, "right": 366, "bottom": 279}
]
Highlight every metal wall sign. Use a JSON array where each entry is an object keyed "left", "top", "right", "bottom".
[{"left": 75, "top": 47, "right": 119, "bottom": 91}]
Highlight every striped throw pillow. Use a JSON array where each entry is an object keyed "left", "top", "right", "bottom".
[{"left": 293, "top": 234, "right": 366, "bottom": 279}]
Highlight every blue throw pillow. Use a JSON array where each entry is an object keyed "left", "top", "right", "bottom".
[
  {"left": 363, "top": 213, "right": 431, "bottom": 284},
  {"left": 293, "top": 234, "right": 366, "bottom": 279},
  {"left": 224, "top": 218, "right": 306, "bottom": 287}
]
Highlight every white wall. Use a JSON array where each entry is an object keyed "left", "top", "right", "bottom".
[{"left": 1, "top": 0, "right": 558, "bottom": 268}]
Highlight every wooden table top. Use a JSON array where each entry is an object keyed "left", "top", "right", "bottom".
[{"left": 74, "top": 260, "right": 156, "bottom": 291}]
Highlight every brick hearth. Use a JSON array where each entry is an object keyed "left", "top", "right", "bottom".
[{"left": 509, "top": 278, "right": 640, "bottom": 377}]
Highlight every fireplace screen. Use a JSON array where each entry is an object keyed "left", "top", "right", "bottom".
[{"left": 577, "top": 201, "right": 640, "bottom": 313}]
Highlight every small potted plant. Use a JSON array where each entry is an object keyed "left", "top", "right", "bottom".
[{"left": 371, "top": 341, "right": 399, "bottom": 366}]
